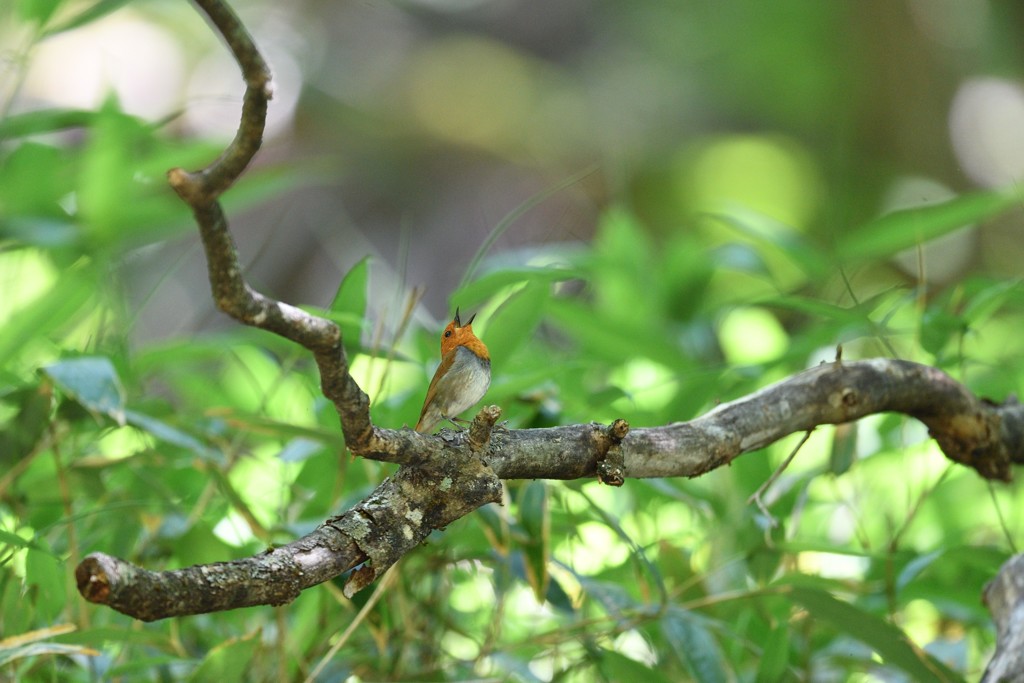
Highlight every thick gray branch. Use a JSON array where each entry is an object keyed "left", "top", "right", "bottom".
[
  {"left": 74, "top": 0, "right": 1024, "bottom": 633},
  {"left": 982, "top": 554, "right": 1024, "bottom": 682},
  {"left": 77, "top": 440, "right": 501, "bottom": 620},
  {"left": 487, "top": 359, "right": 1023, "bottom": 482},
  {"left": 77, "top": 358, "right": 1023, "bottom": 619}
]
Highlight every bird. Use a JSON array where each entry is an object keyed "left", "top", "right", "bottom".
[{"left": 415, "top": 308, "right": 491, "bottom": 433}]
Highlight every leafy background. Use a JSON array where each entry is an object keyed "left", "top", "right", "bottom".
[{"left": 2, "top": 0, "right": 1024, "bottom": 681}]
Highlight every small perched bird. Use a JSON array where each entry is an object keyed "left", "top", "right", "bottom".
[{"left": 415, "top": 308, "right": 491, "bottom": 433}]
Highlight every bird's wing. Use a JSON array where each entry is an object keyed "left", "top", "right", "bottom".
[{"left": 416, "top": 347, "right": 458, "bottom": 426}]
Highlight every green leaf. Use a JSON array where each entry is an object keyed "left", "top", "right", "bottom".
[
  {"left": 0, "top": 142, "right": 73, "bottom": 221},
  {"left": 0, "top": 642, "right": 98, "bottom": 668},
  {"left": 42, "top": 0, "right": 132, "bottom": 36},
  {"left": 188, "top": 630, "right": 260, "bottom": 683},
  {"left": 44, "top": 356, "right": 126, "bottom": 425},
  {"left": 661, "top": 607, "right": 727, "bottom": 683},
  {"left": 17, "top": 0, "right": 62, "bottom": 25},
  {"left": 459, "top": 164, "right": 597, "bottom": 289},
  {"left": 518, "top": 481, "right": 550, "bottom": 601},
  {"left": 839, "top": 190, "right": 1020, "bottom": 261},
  {"left": 124, "top": 409, "right": 222, "bottom": 463},
  {"left": 0, "top": 384, "right": 53, "bottom": 465},
  {"left": 452, "top": 265, "right": 582, "bottom": 311},
  {"left": 483, "top": 282, "right": 549, "bottom": 364},
  {"left": 548, "top": 299, "right": 687, "bottom": 369},
  {"left": 828, "top": 423, "right": 857, "bottom": 476},
  {"left": 755, "top": 624, "right": 791, "bottom": 682},
  {"left": 596, "top": 650, "right": 674, "bottom": 683},
  {"left": 919, "top": 308, "right": 964, "bottom": 356},
  {"left": 0, "top": 528, "right": 41, "bottom": 552},
  {"left": 784, "top": 586, "right": 962, "bottom": 682},
  {"left": 896, "top": 549, "right": 944, "bottom": 593},
  {"left": 0, "top": 108, "right": 96, "bottom": 139},
  {"left": 25, "top": 548, "right": 65, "bottom": 621},
  {"left": 705, "top": 204, "right": 828, "bottom": 279},
  {"left": 0, "top": 270, "right": 94, "bottom": 365},
  {"left": 961, "top": 279, "right": 1021, "bottom": 326},
  {"left": 328, "top": 257, "right": 370, "bottom": 354}
]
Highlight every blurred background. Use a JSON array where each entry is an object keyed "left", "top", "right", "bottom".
[
  {"left": 4, "top": 0, "right": 1024, "bottom": 680},
  {"left": 8, "top": 0, "right": 1024, "bottom": 331}
]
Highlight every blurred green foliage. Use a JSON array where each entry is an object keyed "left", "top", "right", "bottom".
[{"left": 3, "top": 0, "right": 1024, "bottom": 681}]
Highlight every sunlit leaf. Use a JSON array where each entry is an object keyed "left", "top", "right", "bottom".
[
  {"left": 0, "top": 108, "right": 96, "bottom": 139},
  {"left": 0, "top": 529, "right": 41, "bottom": 552},
  {"left": 124, "top": 409, "right": 222, "bottom": 463},
  {"left": 42, "top": 0, "right": 131, "bottom": 36},
  {"left": 452, "top": 265, "right": 582, "bottom": 312},
  {"left": 839, "top": 191, "right": 1020, "bottom": 261},
  {"left": 483, "top": 281, "right": 549, "bottom": 363},
  {"left": 784, "top": 586, "right": 962, "bottom": 682},
  {"left": 17, "top": 0, "right": 62, "bottom": 25},
  {"left": 328, "top": 256, "right": 370, "bottom": 354}
]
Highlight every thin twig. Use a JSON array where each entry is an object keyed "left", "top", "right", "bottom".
[
  {"left": 305, "top": 565, "right": 397, "bottom": 683},
  {"left": 747, "top": 430, "right": 813, "bottom": 533}
]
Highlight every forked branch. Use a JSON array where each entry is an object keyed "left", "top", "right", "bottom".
[{"left": 74, "top": 0, "right": 1024, "bottom": 622}]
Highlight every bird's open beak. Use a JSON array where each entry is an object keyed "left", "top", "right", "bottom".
[{"left": 453, "top": 308, "right": 475, "bottom": 327}]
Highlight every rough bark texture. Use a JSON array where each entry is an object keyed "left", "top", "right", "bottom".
[
  {"left": 72, "top": 7, "right": 1024, "bottom": 667},
  {"left": 982, "top": 554, "right": 1024, "bottom": 683},
  {"left": 75, "top": 355, "right": 1024, "bottom": 620}
]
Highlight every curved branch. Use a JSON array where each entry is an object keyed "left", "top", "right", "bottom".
[
  {"left": 76, "top": 357, "right": 1023, "bottom": 619},
  {"left": 983, "top": 553, "right": 1024, "bottom": 683},
  {"left": 486, "top": 358, "right": 1023, "bottom": 482},
  {"left": 73, "top": 0, "right": 1024, "bottom": 622},
  {"left": 77, "top": 443, "right": 502, "bottom": 620}
]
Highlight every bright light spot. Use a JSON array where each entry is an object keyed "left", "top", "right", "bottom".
[
  {"left": 902, "top": 598, "right": 941, "bottom": 644},
  {"left": 351, "top": 354, "right": 422, "bottom": 406},
  {"left": 613, "top": 630, "right": 658, "bottom": 666},
  {"left": 609, "top": 358, "right": 676, "bottom": 413},
  {"left": 651, "top": 501, "right": 699, "bottom": 540},
  {"left": 556, "top": 522, "right": 629, "bottom": 573},
  {"left": 685, "top": 135, "right": 820, "bottom": 229},
  {"left": 228, "top": 445, "right": 290, "bottom": 529},
  {"left": 0, "top": 250, "right": 57, "bottom": 325},
  {"left": 441, "top": 631, "right": 480, "bottom": 660},
  {"left": 949, "top": 78, "right": 1024, "bottom": 187},
  {"left": 718, "top": 307, "right": 788, "bottom": 364},
  {"left": 450, "top": 568, "right": 494, "bottom": 612},
  {"left": 183, "top": 43, "right": 301, "bottom": 140},
  {"left": 22, "top": 13, "right": 185, "bottom": 119},
  {"left": 797, "top": 551, "right": 868, "bottom": 580},
  {"left": 0, "top": 511, "right": 32, "bottom": 578},
  {"left": 213, "top": 510, "right": 257, "bottom": 547},
  {"left": 92, "top": 426, "right": 153, "bottom": 461},
  {"left": 827, "top": 505, "right": 857, "bottom": 545}
]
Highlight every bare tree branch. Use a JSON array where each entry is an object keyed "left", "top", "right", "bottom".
[
  {"left": 76, "top": 355, "right": 1024, "bottom": 620},
  {"left": 73, "top": 0, "right": 1024, "bottom": 623},
  {"left": 982, "top": 553, "right": 1024, "bottom": 683}
]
